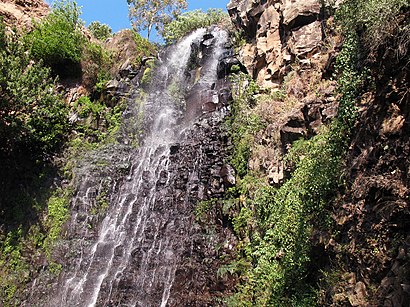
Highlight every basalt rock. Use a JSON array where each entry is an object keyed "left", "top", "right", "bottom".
[
  {"left": 228, "top": 0, "right": 328, "bottom": 88},
  {"left": 229, "top": 0, "right": 340, "bottom": 190}
]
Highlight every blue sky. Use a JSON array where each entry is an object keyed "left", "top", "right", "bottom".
[{"left": 48, "top": 1, "right": 229, "bottom": 40}]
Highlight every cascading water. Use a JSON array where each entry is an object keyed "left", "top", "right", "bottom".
[{"left": 45, "top": 27, "right": 232, "bottom": 307}]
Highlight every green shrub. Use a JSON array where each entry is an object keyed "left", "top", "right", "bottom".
[
  {"left": 42, "top": 188, "right": 71, "bottom": 255},
  {"left": 226, "top": 73, "right": 264, "bottom": 177},
  {"left": 140, "top": 59, "right": 156, "bottom": 86},
  {"left": 0, "top": 21, "right": 68, "bottom": 157},
  {"left": 71, "top": 95, "right": 126, "bottom": 145},
  {"left": 88, "top": 21, "right": 113, "bottom": 41},
  {"left": 25, "top": 0, "right": 85, "bottom": 73},
  {"left": 162, "top": 9, "right": 231, "bottom": 44}
]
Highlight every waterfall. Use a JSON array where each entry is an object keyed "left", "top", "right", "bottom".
[{"left": 50, "top": 27, "right": 231, "bottom": 307}]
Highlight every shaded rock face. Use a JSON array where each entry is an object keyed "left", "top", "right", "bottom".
[
  {"left": 228, "top": 0, "right": 325, "bottom": 88},
  {"left": 0, "top": 0, "right": 49, "bottom": 29},
  {"left": 324, "top": 62, "right": 410, "bottom": 306},
  {"left": 27, "top": 28, "right": 236, "bottom": 306}
]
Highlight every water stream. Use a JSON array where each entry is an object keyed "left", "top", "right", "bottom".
[{"left": 52, "top": 28, "right": 229, "bottom": 307}]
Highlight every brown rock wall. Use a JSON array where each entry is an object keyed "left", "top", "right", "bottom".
[
  {"left": 0, "top": 0, "right": 49, "bottom": 29},
  {"left": 228, "top": 0, "right": 325, "bottom": 88}
]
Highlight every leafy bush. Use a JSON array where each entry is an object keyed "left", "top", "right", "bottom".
[
  {"left": 162, "top": 9, "right": 231, "bottom": 44},
  {"left": 88, "top": 21, "right": 113, "bottom": 41},
  {"left": 226, "top": 73, "right": 263, "bottom": 177},
  {"left": 0, "top": 21, "right": 68, "bottom": 157},
  {"left": 25, "top": 0, "right": 85, "bottom": 74},
  {"left": 42, "top": 188, "right": 71, "bottom": 255}
]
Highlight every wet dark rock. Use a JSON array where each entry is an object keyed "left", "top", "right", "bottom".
[
  {"left": 170, "top": 144, "right": 180, "bottom": 155},
  {"left": 118, "top": 64, "right": 139, "bottom": 79},
  {"left": 217, "top": 56, "right": 247, "bottom": 78},
  {"left": 220, "top": 164, "right": 236, "bottom": 187}
]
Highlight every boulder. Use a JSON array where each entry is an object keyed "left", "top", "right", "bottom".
[{"left": 288, "top": 21, "right": 322, "bottom": 56}]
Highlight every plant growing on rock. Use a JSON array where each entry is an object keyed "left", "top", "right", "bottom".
[
  {"left": 0, "top": 19, "right": 68, "bottom": 158},
  {"left": 81, "top": 41, "right": 113, "bottom": 91},
  {"left": 336, "top": 0, "right": 409, "bottom": 60}
]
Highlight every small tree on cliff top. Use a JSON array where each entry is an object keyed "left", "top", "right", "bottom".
[{"left": 127, "top": 0, "right": 187, "bottom": 40}]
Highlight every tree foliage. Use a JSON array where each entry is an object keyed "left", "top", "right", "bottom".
[
  {"left": 162, "top": 9, "right": 231, "bottom": 44},
  {"left": 127, "top": 0, "right": 187, "bottom": 40},
  {"left": 81, "top": 41, "right": 113, "bottom": 90},
  {"left": 88, "top": 21, "right": 113, "bottom": 41}
]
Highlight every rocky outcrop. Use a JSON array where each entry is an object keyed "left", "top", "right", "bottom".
[
  {"left": 104, "top": 29, "right": 147, "bottom": 78},
  {"left": 227, "top": 0, "right": 340, "bottom": 187},
  {"left": 228, "top": 0, "right": 329, "bottom": 88},
  {"left": 0, "top": 0, "right": 49, "bottom": 29}
]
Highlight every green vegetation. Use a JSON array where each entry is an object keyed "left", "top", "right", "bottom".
[
  {"left": 221, "top": 0, "right": 408, "bottom": 304},
  {"left": 71, "top": 95, "right": 127, "bottom": 145},
  {"left": 88, "top": 21, "right": 113, "bottom": 41},
  {"left": 25, "top": 0, "right": 85, "bottom": 75},
  {"left": 336, "top": 0, "right": 409, "bottom": 60},
  {"left": 127, "top": 0, "right": 187, "bottom": 40},
  {"left": 162, "top": 9, "right": 231, "bottom": 44},
  {"left": 226, "top": 73, "right": 264, "bottom": 178},
  {"left": 132, "top": 30, "right": 158, "bottom": 66},
  {"left": 0, "top": 186, "right": 72, "bottom": 306},
  {"left": 42, "top": 188, "right": 72, "bottom": 255},
  {"left": 0, "top": 18, "right": 68, "bottom": 158},
  {"left": 140, "top": 58, "right": 156, "bottom": 86}
]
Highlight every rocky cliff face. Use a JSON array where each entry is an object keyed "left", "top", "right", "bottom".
[
  {"left": 328, "top": 66, "right": 410, "bottom": 306},
  {"left": 228, "top": 0, "right": 331, "bottom": 89},
  {"left": 228, "top": 0, "right": 339, "bottom": 185},
  {"left": 0, "top": 0, "right": 49, "bottom": 29},
  {"left": 228, "top": 0, "right": 410, "bottom": 305}
]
